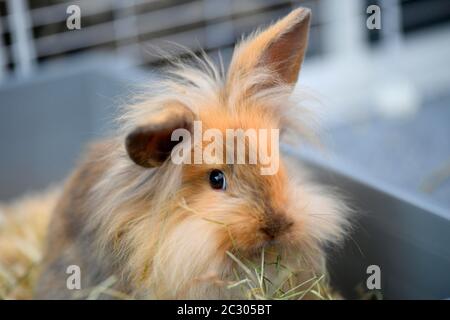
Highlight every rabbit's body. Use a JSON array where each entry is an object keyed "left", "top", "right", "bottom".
[
  {"left": 35, "top": 142, "right": 120, "bottom": 299},
  {"left": 33, "top": 8, "right": 351, "bottom": 299}
]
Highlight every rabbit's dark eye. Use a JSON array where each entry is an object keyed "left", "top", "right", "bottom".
[{"left": 209, "top": 169, "right": 226, "bottom": 190}]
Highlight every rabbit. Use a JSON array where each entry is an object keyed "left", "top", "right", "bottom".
[{"left": 33, "top": 8, "right": 351, "bottom": 299}]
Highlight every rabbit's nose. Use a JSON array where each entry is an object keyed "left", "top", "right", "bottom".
[{"left": 260, "top": 215, "right": 293, "bottom": 239}]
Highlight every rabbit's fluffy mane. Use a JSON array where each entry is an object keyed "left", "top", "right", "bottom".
[{"left": 82, "top": 51, "right": 349, "bottom": 298}]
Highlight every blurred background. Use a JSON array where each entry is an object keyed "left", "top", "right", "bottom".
[{"left": 0, "top": 0, "right": 450, "bottom": 299}]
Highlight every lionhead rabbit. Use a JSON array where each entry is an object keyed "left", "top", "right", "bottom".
[{"left": 34, "top": 8, "right": 351, "bottom": 299}]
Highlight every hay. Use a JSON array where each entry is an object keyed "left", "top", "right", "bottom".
[
  {"left": 225, "top": 249, "right": 336, "bottom": 300},
  {"left": 0, "top": 190, "right": 338, "bottom": 300},
  {"left": 0, "top": 188, "right": 60, "bottom": 299}
]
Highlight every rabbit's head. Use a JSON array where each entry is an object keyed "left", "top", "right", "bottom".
[{"left": 91, "top": 8, "right": 351, "bottom": 298}]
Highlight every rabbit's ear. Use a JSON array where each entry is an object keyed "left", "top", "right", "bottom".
[
  {"left": 228, "top": 8, "right": 311, "bottom": 88},
  {"left": 125, "top": 104, "right": 194, "bottom": 168}
]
